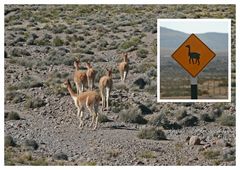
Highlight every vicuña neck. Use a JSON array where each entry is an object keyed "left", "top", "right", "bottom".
[
  {"left": 187, "top": 46, "right": 191, "bottom": 55},
  {"left": 67, "top": 84, "right": 77, "bottom": 98}
]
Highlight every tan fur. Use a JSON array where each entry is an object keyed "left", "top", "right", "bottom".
[
  {"left": 64, "top": 80, "right": 101, "bottom": 130},
  {"left": 86, "top": 62, "right": 96, "bottom": 90},
  {"left": 73, "top": 60, "right": 88, "bottom": 94},
  {"left": 99, "top": 68, "right": 113, "bottom": 111},
  {"left": 118, "top": 53, "right": 129, "bottom": 82}
]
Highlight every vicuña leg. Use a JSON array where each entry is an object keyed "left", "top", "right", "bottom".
[{"left": 106, "top": 87, "right": 110, "bottom": 111}]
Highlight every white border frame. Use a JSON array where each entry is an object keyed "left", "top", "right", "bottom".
[
  {"left": 157, "top": 19, "right": 231, "bottom": 103},
  {"left": 1, "top": 1, "right": 239, "bottom": 169}
]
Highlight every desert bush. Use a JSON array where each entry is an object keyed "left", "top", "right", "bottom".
[
  {"left": 51, "top": 24, "right": 67, "bottom": 34},
  {"left": 11, "top": 48, "right": 31, "bottom": 57},
  {"left": 136, "top": 48, "right": 148, "bottom": 58},
  {"left": 175, "top": 109, "right": 188, "bottom": 121},
  {"left": 5, "top": 91, "right": 26, "bottom": 103},
  {"left": 148, "top": 112, "right": 169, "bottom": 127},
  {"left": 218, "top": 114, "right": 235, "bottom": 126},
  {"left": 98, "top": 114, "right": 110, "bottom": 123},
  {"left": 6, "top": 111, "right": 20, "bottom": 120},
  {"left": 139, "top": 150, "right": 156, "bottom": 159},
  {"left": 17, "top": 76, "right": 43, "bottom": 89},
  {"left": 53, "top": 152, "right": 68, "bottom": 161},
  {"left": 222, "top": 148, "right": 235, "bottom": 162},
  {"left": 106, "top": 149, "right": 121, "bottom": 158},
  {"left": 5, "top": 136, "right": 16, "bottom": 147},
  {"left": 25, "top": 97, "right": 45, "bottom": 109},
  {"left": 52, "top": 36, "right": 64, "bottom": 46},
  {"left": 137, "top": 127, "right": 166, "bottom": 140},
  {"left": 35, "top": 38, "right": 51, "bottom": 46},
  {"left": 212, "top": 108, "right": 223, "bottom": 118},
  {"left": 202, "top": 150, "right": 220, "bottom": 160},
  {"left": 119, "top": 37, "right": 141, "bottom": 50},
  {"left": 23, "top": 139, "right": 39, "bottom": 150},
  {"left": 97, "top": 39, "right": 109, "bottom": 51},
  {"left": 119, "top": 108, "right": 147, "bottom": 124},
  {"left": 178, "top": 115, "right": 198, "bottom": 127},
  {"left": 200, "top": 113, "right": 215, "bottom": 122}
]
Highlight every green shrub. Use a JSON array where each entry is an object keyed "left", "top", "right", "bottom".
[
  {"left": 178, "top": 115, "right": 198, "bottom": 127},
  {"left": 6, "top": 111, "right": 20, "bottom": 120},
  {"left": 136, "top": 49, "right": 148, "bottom": 58},
  {"left": 35, "top": 39, "right": 51, "bottom": 46},
  {"left": 176, "top": 109, "right": 188, "bottom": 121},
  {"left": 119, "top": 37, "right": 141, "bottom": 50},
  {"left": 137, "top": 127, "right": 166, "bottom": 140},
  {"left": 25, "top": 97, "right": 45, "bottom": 109},
  {"left": 5, "top": 91, "right": 26, "bottom": 103},
  {"left": 200, "top": 113, "right": 215, "bottom": 122},
  {"left": 52, "top": 36, "right": 64, "bottom": 46},
  {"left": 98, "top": 114, "right": 110, "bottom": 123},
  {"left": 5, "top": 136, "right": 16, "bottom": 147},
  {"left": 106, "top": 149, "right": 121, "bottom": 158},
  {"left": 218, "top": 114, "right": 235, "bottom": 126},
  {"left": 120, "top": 108, "right": 147, "bottom": 124},
  {"left": 203, "top": 150, "right": 220, "bottom": 159},
  {"left": 139, "top": 150, "right": 156, "bottom": 159},
  {"left": 148, "top": 112, "right": 169, "bottom": 127}
]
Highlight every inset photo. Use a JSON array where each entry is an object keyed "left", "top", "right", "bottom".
[{"left": 157, "top": 19, "right": 231, "bottom": 102}]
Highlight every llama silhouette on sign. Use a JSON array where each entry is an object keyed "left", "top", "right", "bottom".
[{"left": 185, "top": 45, "right": 200, "bottom": 65}]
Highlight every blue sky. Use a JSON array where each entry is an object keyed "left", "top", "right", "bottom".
[{"left": 160, "top": 20, "right": 229, "bottom": 34}]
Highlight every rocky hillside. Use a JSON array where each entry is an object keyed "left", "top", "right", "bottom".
[{"left": 4, "top": 5, "right": 236, "bottom": 165}]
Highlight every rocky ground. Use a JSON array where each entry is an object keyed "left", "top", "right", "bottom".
[{"left": 4, "top": 5, "right": 236, "bottom": 165}]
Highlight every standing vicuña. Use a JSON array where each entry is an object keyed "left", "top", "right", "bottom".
[
  {"left": 64, "top": 79, "right": 101, "bottom": 130},
  {"left": 185, "top": 45, "right": 200, "bottom": 65},
  {"left": 118, "top": 52, "right": 129, "bottom": 82},
  {"left": 99, "top": 68, "right": 113, "bottom": 111},
  {"left": 73, "top": 59, "right": 88, "bottom": 94},
  {"left": 86, "top": 62, "right": 96, "bottom": 90}
]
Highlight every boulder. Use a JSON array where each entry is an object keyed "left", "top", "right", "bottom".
[{"left": 189, "top": 136, "right": 201, "bottom": 145}]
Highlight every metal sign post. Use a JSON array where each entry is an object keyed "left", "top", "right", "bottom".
[{"left": 190, "top": 76, "right": 198, "bottom": 99}]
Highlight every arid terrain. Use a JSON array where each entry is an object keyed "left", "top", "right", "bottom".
[{"left": 4, "top": 5, "right": 236, "bottom": 165}]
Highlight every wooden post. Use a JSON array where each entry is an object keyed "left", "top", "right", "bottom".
[{"left": 190, "top": 76, "right": 198, "bottom": 99}]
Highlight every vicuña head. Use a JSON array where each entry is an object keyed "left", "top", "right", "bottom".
[{"left": 73, "top": 59, "right": 80, "bottom": 70}]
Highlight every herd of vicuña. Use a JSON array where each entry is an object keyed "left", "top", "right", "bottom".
[{"left": 63, "top": 52, "right": 130, "bottom": 130}]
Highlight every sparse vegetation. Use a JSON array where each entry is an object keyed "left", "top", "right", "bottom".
[
  {"left": 176, "top": 109, "right": 188, "bottom": 121},
  {"left": 5, "top": 111, "right": 20, "bottom": 120},
  {"left": 200, "top": 113, "right": 215, "bottom": 122},
  {"left": 218, "top": 114, "right": 235, "bottom": 126},
  {"left": 139, "top": 150, "right": 156, "bottom": 159},
  {"left": 106, "top": 149, "right": 121, "bottom": 158},
  {"left": 203, "top": 150, "right": 220, "bottom": 160},
  {"left": 25, "top": 97, "right": 46, "bottom": 109},
  {"left": 137, "top": 127, "right": 166, "bottom": 140},
  {"left": 52, "top": 36, "right": 64, "bottom": 46},
  {"left": 119, "top": 108, "right": 147, "bottom": 124},
  {"left": 98, "top": 114, "right": 110, "bottom": 123},
  {"left": 5, "top": 136, "right": 16, "bottom": 147},
  {"left": 119, "top": 36, "right": 141, "bottom": 50},
  {"left": 136, "top": 48, "right": 148, "bottom": 58}
]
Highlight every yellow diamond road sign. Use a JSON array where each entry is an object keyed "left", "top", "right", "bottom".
[{"left": 172, "top": 34, "right": 216, "bottom": 77}]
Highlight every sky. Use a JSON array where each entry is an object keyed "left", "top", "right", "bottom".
[{"left": 159, "top": 19, "right": 230, "bottom": 34}]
